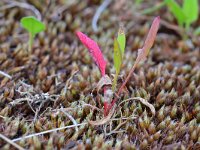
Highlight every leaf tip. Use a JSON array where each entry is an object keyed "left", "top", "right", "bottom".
[
  {"left": 75, "top": 31, "right": 82, "bottom": 39},
  {"left": 152, "top": 16, "right": 160, "bottom": 28}
]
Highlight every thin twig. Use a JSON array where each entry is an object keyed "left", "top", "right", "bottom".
[
  {"left": 60, "top": 107, "right": 78, "bottom": 132},
  {"left": 89, "top": 104, "right": 116, "bottom": 125},
  {"left": 39, "top": 107, "right": 52, "bottom": 117},
  {"left": 33, "top": 100, "right": 46, "bottom": 122},
  {"left": 12, "top": 122, "right": 88, "bottom": 142},
  {"left": 80, "top": 101, "right": 103, "bottom": 112},
  {"left": 1, "top": 1, "right": 41, "bottom": 20},
  {"left": 19, "top": 80, "right": 32, "bottom": 88},
  {"left": 10, "top": 98, "right": 32, "bottom": 106},
  {"left": 0, "top": 133, "right": 25, "bottom": 150},
  {"left": 0, "top": 70, "right": 12, "bottom": 79},
  {"left": 106, "top": 120, "right": 127, "bottom": 136},
  {"left": 119, "top": 97, "right": 155, "bottom": 116},
  {"left": 92, "top": 0, "right": 112, "bottom": 32},
  {"left": 106, "top": 130, "right": 126, "bottom": 136},
  {"left": 65, "top": 70, "right": 79, "bottom": 89}
]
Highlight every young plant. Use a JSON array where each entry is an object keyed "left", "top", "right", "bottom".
[
  {"left": 20, "top": 16, "right": 45, "bottom": 53},
  {"left": 113, "top": 27, "right": 126, "bottom": 91},
  {"left": 76, "top": 16, "right": 160, "bottom": 116},
  {"left": 141, "top": 0, "right": 199, "bottom": 32},
  {"left": 165, "top": 0, "right": 199, "bottom": 29}
]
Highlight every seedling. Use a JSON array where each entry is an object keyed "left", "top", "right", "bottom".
[
  {"left": 141, "top": 0, "right": 199, "bottom": 31},
  {"left": 165, "top": 0, "right": 199, "bottom": 29},
  {"left": 113, "top": 26, "right": 126, "bottom": 91},
  {"left": 20, "top": 16, "right": 45, "bottom": 53},
  {"left": 76, "top": 16, "right": 160, "bottom": 116}
]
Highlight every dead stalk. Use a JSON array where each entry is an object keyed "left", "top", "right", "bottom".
[
  {"left": 0, "top": 70, "right": 12, "bottom": 79},
  {"left": 0, "top": 0, "right": 41, "bottom": 20},
  {"left": 0, "top": 133, "right": 25, "bottom": 150},
  {"left": 12, "top": 123, "right": 88, "bottom": 142},
  {"left": 92, "top": 0, "right": 112, "bottom": 32},
  {"left": 119, "top": 97, "right": 155, "bottom": 116},
  {"left": 60, "top": 107, "right": 79, "bottom": 132}
]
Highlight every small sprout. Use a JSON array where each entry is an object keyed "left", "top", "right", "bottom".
[
  {"left": 116, "top": 16, "right": 160, "bottom": 98},
  {"left": 113, "top": 39, "right": 122, "bottom": 91},
  {"left": 183, "top": 0, "right": 199, "bottom": 29},
  {"left": 165, "top": 0, "right": 186, "bottom": 27},
  {"left": 20, "top": 16, "right": 45, "bottom": 53},
  {"left": 76, "top": 16, "right": 160, "bottom": 117},
  {"left": 117, "top": 26, "right": 126, "bottom": 56},
  {"left": 113, "top": 27, "right": 126, "bottom": 91},
  {"left": 165, "top": 0, "right": 199, "bottom": 29}
]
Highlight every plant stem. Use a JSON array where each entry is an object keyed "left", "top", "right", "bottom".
[
  {"left": 28, "top": 33, "right": 34, "bottom": 53},
  {"left": 112, "top": 62, "right": 137, "bottom": 105},
  {"left": 112, "top": 71, "right": 119, "bottom": 92}
]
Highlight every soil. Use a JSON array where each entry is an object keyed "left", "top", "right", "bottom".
[{"left": 0, "top": 0, "right": 200, "bottom": 149}]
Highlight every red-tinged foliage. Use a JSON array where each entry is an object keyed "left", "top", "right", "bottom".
[
  {"left": 76, "top": 16, "right": 160, "bottom": 117},
  {"left": 141, "top": 16, "right": 160, "bottom": 60},
  {"left": 76, "top": 31, "right": 107, "bottom": 76},
  {"left": 103, "top": 102, "right": 110, "bottom": 116}
]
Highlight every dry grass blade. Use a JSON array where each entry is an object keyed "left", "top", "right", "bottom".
[
  {"left": 88, "top": 104, "right": 116, "bottom": 125},
  {"left": 60, "top": 107, "right": 78, "bottom": 132},
  {"left": 12, "top": 123, "right": 88, "bottom": 142},
  {"left": 92, "top": 0, "right": 112, "bottom": 32},
  {"left": 1, "top": 0, "right": 41, "bottom": 20},
  {"left": 0, "top": 70, "right": 12, "bottom": 79},
  {"left": 119, "top": 97, "right": 155, "bottom": 116},
  {"left": 0, "top": 133, "right": 25, "bottom": 150}
]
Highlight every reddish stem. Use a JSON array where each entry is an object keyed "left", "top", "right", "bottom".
[{"left": 111, "top": 61, "right": 138, "bottom": 106}]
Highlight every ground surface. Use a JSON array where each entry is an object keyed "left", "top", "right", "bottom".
[{"left": 0, "top": 0, "right": 200, "bottom": 149}]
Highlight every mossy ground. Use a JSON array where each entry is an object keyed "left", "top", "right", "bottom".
[{"left": 0, "top": 0, "right": 200, "bottom": 149}]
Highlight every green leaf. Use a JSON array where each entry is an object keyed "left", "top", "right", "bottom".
[
  {"left": 183, "top": 0, "right": 199, "bottom": 27},
  {"left": 117, "top": 27, "right": 126, "bottom": 57},
  {"left": 20, "top": 16, "right": 45, "bottom": 35},
  {"left": 113, "top": 38, "right": 122, "bottom": 74},
  {"left": 165, "top": 0, "right": 186, "bottom": 26}
]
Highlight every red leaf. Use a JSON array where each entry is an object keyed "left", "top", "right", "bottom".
[
  {"left": 76, "top": 31, "right": 107, "bottom": 76},
  {"left": 142, "top": 16, "right": 160, "bottom": 59}
]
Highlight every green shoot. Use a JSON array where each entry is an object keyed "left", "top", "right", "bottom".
[
  {"left": 183, "top": 0, "right": 199, "bottom": 29},
  {"left": 141, "top": 0, "right": 199, "bottom": 31},
  {"left": 112, "top": 27, "right": 126, "bottom": 91},
  {"left": 20, "top": 16, "right": 45, "bottom": 53},
  {"left": 117, "top": 27, "right": 126, "bottom": 56},
  {"left": 113, "top": 39, "right": 122, "bottom": 91},
  {"left": 165, "top": 0, "right": 186, "bottom": 27},
  {"left": 165, "top": 0, "right": 199, "bottom": 29}
]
